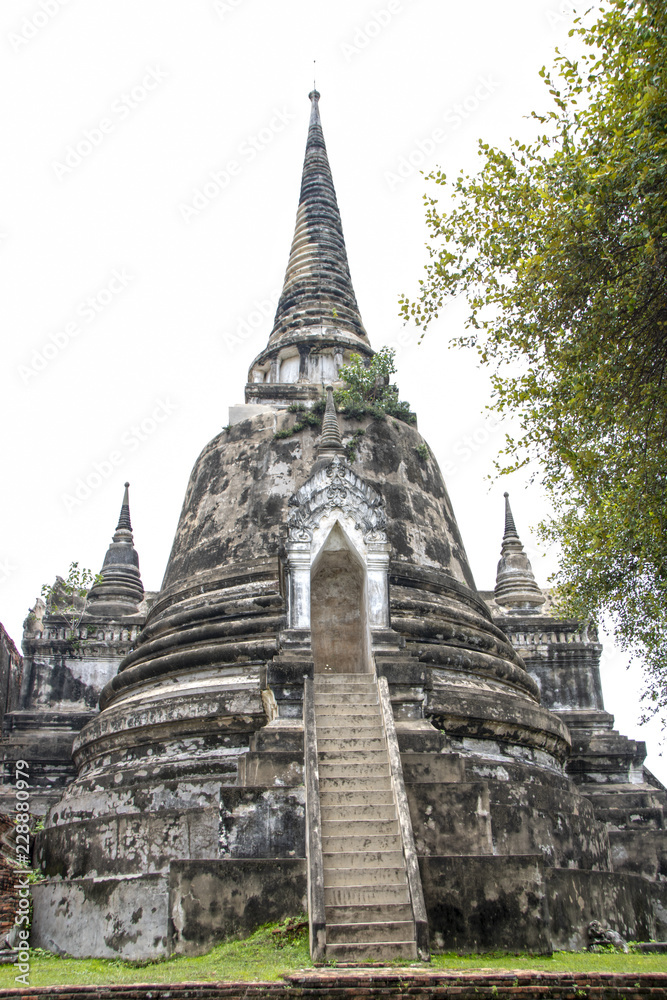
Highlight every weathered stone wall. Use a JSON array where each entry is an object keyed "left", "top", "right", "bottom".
[
  {"left": 31, "top": 874, "right": 169, "bottom": 960},
  {"left": 168, "top": 859, "right": 308, "bottom": 956},
  {"left": 1, "top": 601, "right": 153, "bottom": 816},
  {"left": 219, "top": 786, "right": 306, "bottom": 859},
  {"left": 486, "top": 597, "right": 667, "bottom": 885},
  {"left": 0, "top": 624, "right": 21, "bottom": 720}
]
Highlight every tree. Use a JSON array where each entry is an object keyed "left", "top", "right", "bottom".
[
  {"left": 40, "top": 562, "right": 102, "bottom": 652},
  {"left": 336, "top": 347, "right": 416, "bottom": 424},
  {"left": 400, "top": 1, "right": 667, "bottom": 721}
]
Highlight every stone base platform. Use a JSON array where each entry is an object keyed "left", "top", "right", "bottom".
[{"left": 30, "top": 857, "right": 667, "bottom": 962}]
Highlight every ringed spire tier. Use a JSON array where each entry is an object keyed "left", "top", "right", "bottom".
[
  {"left": 494, "top": 492, "right": 545, "bottom": 611},
  {"left": 86, "top": 482, "right": 145, "bottom": 614},
  {"left": 246, "top": 91, "right": 373, "bottom": 407}
]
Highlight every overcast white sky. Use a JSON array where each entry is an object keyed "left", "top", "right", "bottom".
[{"left": 2, "top": 0, "right": 662, "bottom": 779}]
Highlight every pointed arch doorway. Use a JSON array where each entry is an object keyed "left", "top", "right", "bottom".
[
  {"left": 283, "top": 456, "right": 392, "bottom": 670},
  {"left": 310, "top": 522, "right": 371, "bottom": 675}
]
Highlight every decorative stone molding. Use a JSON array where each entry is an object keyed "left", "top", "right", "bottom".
[
  {"left": 287, "top": 456, "right": 387, "bottom": 544},
  {"left": 284, "top": 457, "right": 391, "bottom": 630}
]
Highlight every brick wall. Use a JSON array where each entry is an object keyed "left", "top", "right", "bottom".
[{"left": 1, "top": 970, "right": 667, "bottom": 999}]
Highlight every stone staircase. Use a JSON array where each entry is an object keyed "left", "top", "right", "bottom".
[{"left": 314, "top": 672, "right": 419, "bottom": 961}]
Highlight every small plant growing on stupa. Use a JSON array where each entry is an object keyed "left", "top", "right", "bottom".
[
  {"left": 335, "top": 347, "right": 415, "bottom": 424},
  {"left": 40, "top": 562, "right": 102, "bottom": 653}
]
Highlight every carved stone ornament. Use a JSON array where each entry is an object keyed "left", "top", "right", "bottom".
[{"left": 287, "top": 456, "right": 387, "bottom": 544}]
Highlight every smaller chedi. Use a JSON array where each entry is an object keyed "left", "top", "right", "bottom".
[
  {"left": 1, "top": 91, "right": 666, "bottom": 963},
  {"left": 0, "top": 485, "right": 155, "bottom": 821}
]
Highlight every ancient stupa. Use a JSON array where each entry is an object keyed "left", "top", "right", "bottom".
[{"left": 31, "top": 91, "right": 667, "bottom": 962}]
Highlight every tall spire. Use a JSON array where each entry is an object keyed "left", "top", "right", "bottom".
[
  {"left": 317, "top": 384, "right": 345, "bottom": 459},
  {"left": 269, "top": 90, "right": 368, "bottom": 348},
  {"left": 246, "top": 91, "right": 372, "bottom": 400},
  {"left": 116, "top": 481, "right": 132, "bottom": 532},
  {"left": 494, "top": 492, "right": 545, "bottom": 612},
  {"left": 503, "top": 491, "right": 518, "bottom": 537},
  {"left": 87, "top": 483, "right": 144, "bottom": 614}
]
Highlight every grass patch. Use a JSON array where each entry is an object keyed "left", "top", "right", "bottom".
[
  {"left": 431, "top": 951, "right": 667, "bottom": 974},
  {"left": 0, "top": 921, "right": 312, "bottom": 988},
  {"left": 3, "top": 935, "right": 667, "bottom": 989}
]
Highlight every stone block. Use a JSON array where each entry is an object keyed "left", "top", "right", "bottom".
[
  {"left": 402, "top": 752, "right": 465, "bottom": 783},
  {"left": 31, "top": 874, "right": 168, "bottom": 960},
  {"left": 419, "top": 855, "right": 551, "bottom": 953},
  {"left": 219, "top": 786, "right": 306, "bottom": 858},
  {"left": 168, "top": 858, "right": 307, "bottom": 956},
  {"left": 406, "top": 782, "right": 492, "bottom": 856},
  {"left": 396, "top": 723, "right": 448, "bottom": 753},
  {"left": 238, "top": 750, "right": 303, "bottom": 786},
  {"left": 546, "top": 868, "right": 661, "bottom": 950},
  {"left": 36, "top": 807, "right": 218, "bottom": 878},
  {"left": 250, "top": 725, "right": 304, "bottom": 753},
  {"left": 609, "top": 828, "right": 667, "bottom": 881},
  {"left": 228, "top": 404, "right": 274, "bottom": 426},
  {"left": 488, "top": 781, "right": 611, "bottom": 870}
]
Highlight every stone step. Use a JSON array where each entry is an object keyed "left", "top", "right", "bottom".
[
  {"left": 320, "top": 788, "right": 395, "bottom": 807},
  {"left": 314, "top": 688, "right": 377, "bottom": 698},
  {"left": 315, "top": 710, "right": 382, "bottom": 724},
  {"left": 314, "top": 692, "right": 378, "bottom": 706},
  {"left": 326, "top": 941, "right": 418, "bottom": 961},
  {"left": 323, "top": 833, "right": 403, "bottom": 854},
  {"left": 318, "top": 762, "right": 390, "bottom": 779},
  {"left": 314, "top": 674, "right": 376, "bottom": 684},
  {"left": 320, "top": 797, "right": 396, "bottom": 815},
  {"left": 325, "top": 902, "right": 413, "bottom": 924},
  {"left": 319, "top": 749, "right": 388, "bottom": 763},
  {"left": 326, "top": 919, "right": 416, "bottom": 945},
  {"left": 322, "top": 849, "right": 405, "bottom": 869},
  {"left": 320, "top": 804, "right": 397, "bottom": 824},
  {"left": 312, "top": 670, "right": 417, "bottom": 963},
  {"left": 317, "top": 725, "right": 384, "bottom": 739},
  {"left": 321, "top": 818, "right": 399, "bottom": 838},
  {"left": 314, "top": 684, "right": 378, "bottom": 695},
  {"left": 317, "top": 737, "right": 386, "bottom": 752},
  {"left": 324, "top": 884, "right": 411, "bottom": 907},
  {"left": 322, "top": 865, "right": 407, "bottom": 887},
  {"left": 316, "top": 721, "right": 382, "bottom": 734},
  {"left": 314, "top": 690, "right": 378, "bottom": 699},
  {"left": 319, "top": 775, "right": 392, "bottom": 791}
]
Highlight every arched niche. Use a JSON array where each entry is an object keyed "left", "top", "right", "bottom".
[
  {"left": 283, "top": 457, "right": 391, "bottom": 649},
  {"left": 310, "top": 522, "right": 371, "bottom": 674}
]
